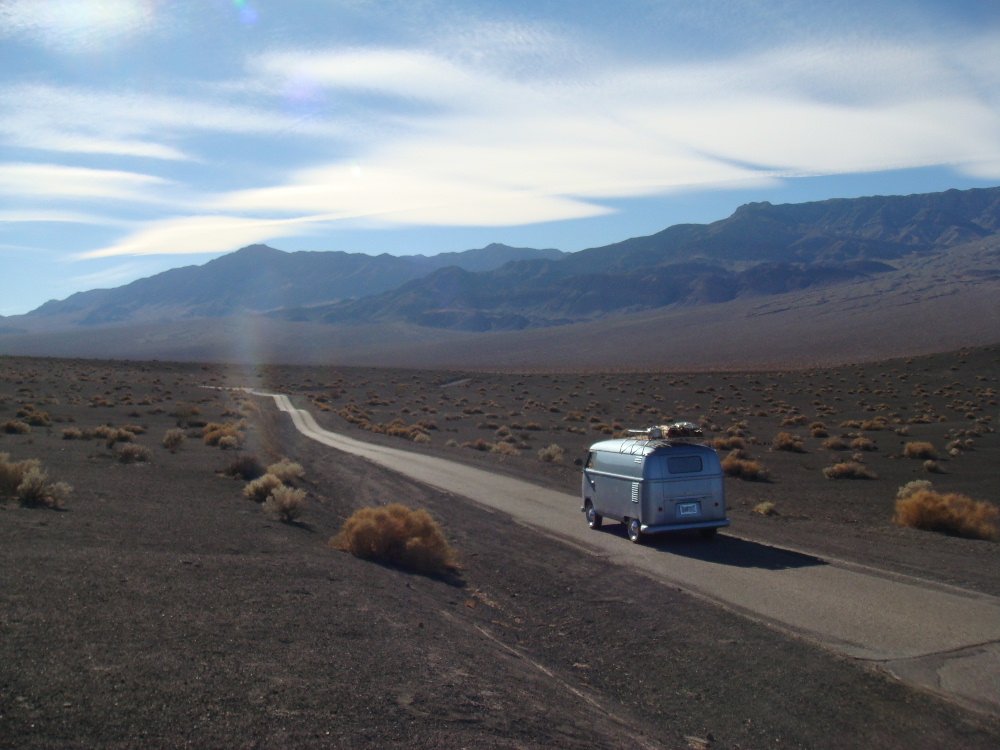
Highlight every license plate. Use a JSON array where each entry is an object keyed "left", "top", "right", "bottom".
[{"left": 677, "top": 502, "right": 700, "bottom": 517}]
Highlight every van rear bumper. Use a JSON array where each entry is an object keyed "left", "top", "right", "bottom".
[{"left": 641, "top": 518, "right": 730, "bottom": 534}]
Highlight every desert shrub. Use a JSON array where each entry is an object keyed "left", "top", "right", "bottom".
[
  {"left": 904, "top": 441, "right": 938, "bottom": 460},
  {"left": 722, "top": 454, "right": 769, "bottom": 481},
  {"left": 850, "top": 436, "right": 877, "bottom": 452},
  {"left": 923, "top": 460, "right": 944, "bottom": 474},
  {"left": 0, "top": 453, "right": 41, "bottom": 498},
  {"left": 263, "top": 485, "right": 307, "bottom": 523},
  {"left": 117, "top": 444, "right": 151, "bottom": 464},
  {"left": 772, "top": 431, "right": 805, "bottom": 453},
  {"left": 752, "top": 501, "right": 778, "bottom": 516},
  {"left": 810, "top": 426, "right": 829, "bottom": 438},
  {"left": 120, "top": 423, "right": 146, "bottom": 435},
  {"left": 267, "top": 458, "right": 305, "bottom": 484},
  {"left": 162, "top": 428, "right": 185, "bottom": 452},
  {"left": 203, "top": 422, "right": 243, "bottom": 447},
  {"left": 104, "top": 428, "right": 135, "bottom": 448},
  {"left": 2, "top": 420, "right": 30, "bottom": 435},
  {"left": 781, "top": 414, "right": 807, "bottom": 426},
  {"left": 24, "top": 411, "right": 51, "bottom": 427},
  {"left": 823, "top": 461, "right": 877, "bottom": 480},
  {"left": 61, "top": 427, "right": 83, "bottom": 440},
  {"left": 822, "top": 436, "right": 848, "bottom": 451},
  {"left": 491, "top": 442, "right": 520, "bottom": 456},
  {"left": 15, "top": 467, "right": 71, "bottom": 509},
  {"left": 463, "top": 438, "right": 491, "bottom": 452},
  {"left": 0, "top": 454, "right": 70, "bottom": 509},
  {"left": 244, "top": 473, "right": 283, "bottom": 503},
  {"left": 712, "top": 436, "right": 745, "bottom": 451},
  {"left": 331, "top": 504, "right": 459, "bottom": 575},
  {"left": 217, "top": 435, "right": 240, "bottom": 450},
  {"left": 537, "top": 443, "right": 564, "bottom": 463},
  {"left": 225, "top": 454, "right": 265, "bottom": 480},
  {"left": 893, "top": 485, "right": 998, "bottom": 540},
  {"left": 413, "top": 433, "right": 431, "bottom": 445}
]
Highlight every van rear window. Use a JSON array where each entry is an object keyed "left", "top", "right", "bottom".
[{"left": 667, "top": 455, "right": 703, "bottom": 474}]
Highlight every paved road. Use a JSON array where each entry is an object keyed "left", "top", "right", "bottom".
[{"left": 259, "top": 391, "right": 1000, "bottom": 717}]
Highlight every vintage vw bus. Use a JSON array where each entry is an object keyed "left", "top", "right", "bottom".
[{"left": 581, "top": 424, "right": 728, "bottom": 543}]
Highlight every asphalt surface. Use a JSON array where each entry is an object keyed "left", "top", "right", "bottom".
[{"left": 258, "top": 390, "right": 1000, "bottom": 718}]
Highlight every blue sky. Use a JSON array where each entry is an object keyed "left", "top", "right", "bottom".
[{"left": 1, "top": 0, "right": 998, "bottom": 316}]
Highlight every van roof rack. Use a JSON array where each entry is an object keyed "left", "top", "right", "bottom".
[{"left": 627, "top": 422, "right": 704, "bottom": 443}]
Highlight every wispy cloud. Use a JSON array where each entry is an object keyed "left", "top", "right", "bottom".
[
  {"left": 20, "top": 20, "right": 1000, "bottom": 259},
  {"left": 0, "top": 0, "right": 157, "bottom": 53},
  {"left": 0, "top": 163, "right": 170, "bottom": 203}
]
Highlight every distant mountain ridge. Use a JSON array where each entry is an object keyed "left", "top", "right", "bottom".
[
  {"left": 25, "top": 242, "right": 564, "bottom": 326},
  {"left": 4, "top": 186, "right": 999, "bottom": 348}
]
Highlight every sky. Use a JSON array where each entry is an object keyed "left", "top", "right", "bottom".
[{"left": 1, "top": 0, "right": 999, "bottom": 316}]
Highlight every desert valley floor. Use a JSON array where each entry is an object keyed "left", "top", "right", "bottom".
[{"left": 1, "top": 345, "right": 999, "bottom": 748}]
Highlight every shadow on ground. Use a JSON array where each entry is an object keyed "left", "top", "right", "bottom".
[{"left": 594, "top": 523, "right": 826, "bottom": 570}]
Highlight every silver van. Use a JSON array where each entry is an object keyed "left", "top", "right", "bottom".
[{"left": 581, "top": 425, "right": 729, "bottom": 543}]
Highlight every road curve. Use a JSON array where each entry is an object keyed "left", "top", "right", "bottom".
[{"left": 258, "top": 390, "right": 1000, "bottom": 716}]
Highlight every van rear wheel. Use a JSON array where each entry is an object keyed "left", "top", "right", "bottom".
[
  {"left": 626, "top": 517, "right": 642, "bottom": 544},
  {"left": 584, "top": 501, "right": 602, "bottom": 530}
]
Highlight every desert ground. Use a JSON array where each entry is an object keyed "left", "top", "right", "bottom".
[{"left": 1, "top": 346, "right": 998, "bottom": 748}]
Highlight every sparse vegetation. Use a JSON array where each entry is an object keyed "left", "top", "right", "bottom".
[
  {"left": 0, "top": 453, "right": 71, "bottom": 509},
  {"left": 894, "top": 482, "right": 998, "bottom": 540},
  {"left": 823, "top": 461, "right": 877, "bottom": 480},
  {"left": 537, "top": 443, "right": 564, "bottom": 463},
  {"left": 772, "top": 431, "right": 805, "bottom": 452},
  {"left": 722, "top": 454, "right": 770, "bottom": 481},
  {"left": 904, "top": 441, "right": 938, "bottom": 460},
  {"left": 224, "top": 454, "right": 266, "bottom": 480},
  {"left": 752, "top": 501, "right": 778, "bottom": 516},
  {"left": 267, "top": 458, "right": 305, "bottom": 483},
  {"left": 117, "top": 443, "right": 151, "bottom": 464},
  {"left": 331, "top": 503, "right": 459, "bottom": 575},
  {"left": 263, "top": 485, "right": 307, "bottom": 523},
  {"left": 2, "top": 420, "right": 30, "bottom": 435},
  {"left": 244, "top": 473, "right": 283, "bottom": 503},
  {"left": 162, "top": 428, "right": 185, "bottom": 452}
]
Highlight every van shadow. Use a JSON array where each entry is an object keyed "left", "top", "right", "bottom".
[{"left": 600, "top": 525, "right": 825, "bottom": 570}]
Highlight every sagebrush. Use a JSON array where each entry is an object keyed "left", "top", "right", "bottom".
[
  {"left": 331, "top": 503, "right": 459, "bottom": 575},
  {"left": 894, "top": 483, "right": 998, "bottom": 540}
]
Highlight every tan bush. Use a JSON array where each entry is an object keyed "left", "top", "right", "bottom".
[
  {"left": 823, "top": 462, "right": 877, "bottom": 480},
  {"left": 0, "top": 453, "right": 40, "bottom": 498},
  {"left": 263, "top": 485, "right": 306, "bottom": 523},
  {"left": 117, "top": 444, "right": 151, "bottom": 464},
  {"left": 822, "top": 436, "right": 848, "bottom": 451},
  {"left": 722, "top": 454, "right": 770, "bottom": 481},
  {"left": 894, "top": 487, "right": 998, "bottom": 540},
  {"left": 203, "top": 422, "right": 243, "bottom": 447},
  {"left": 2, "top": 420, "right": 30, "bottom": 435},
  {"left": 904, "top": 441, "right": 938, "bottom": 460},
  {"left": 491, "top": 441, "right": 520, "bottom": 456},
  {"left": 267, "top": 458, "right": 305, "bottom": 483},
  {"left": 331, "top": 504, "right": 459, "bottom": 575},
  {"left": 244, "top": 473, "right": 283, "bottom": 503},
  {"left": 772, "top": 431, "right": 805, "bottom": 452},
  {"left": 0, "top": 454, "right": 70, "bottom": 508},
  {"left": 537, "top": 443, "right": 565, "bottom": 463},
  {"left": 217, "top": 435, "right": 240, "bottom": 450},
  {"left": 923, "top": 460, "right": 944, "bottom": 474},
  {"left": 15, "top": 467, "right": 71, "bottom": 509},
  {"left": 61, "top": 427, "right": 83, "bottom": 440},
  {"left": 752, "top": 501, "right": 778, "bottom": 516},
  {"left": 850, "top": 436, "right": 877, "bottom": 452},
  {"left": 224, "top": 454, "right": 265, "bottom": 480},
  {"left": 712, "top": 436, "right": 745, "bottom": 451},
  {"left": 162, "top": 428, "right": 185, "bottom": 452}
]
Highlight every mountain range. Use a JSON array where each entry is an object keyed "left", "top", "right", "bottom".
[{"left": 2, "top": 186, "right": 998, "bottom": 368}]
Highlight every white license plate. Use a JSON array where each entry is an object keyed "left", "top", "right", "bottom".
[{"left": 677, "top": 502, "right": 700, "bottom": 517}]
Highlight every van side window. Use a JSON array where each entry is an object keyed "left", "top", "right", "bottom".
[{"left": 667, "top": 455, "right": 703, "bottom": 474}]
